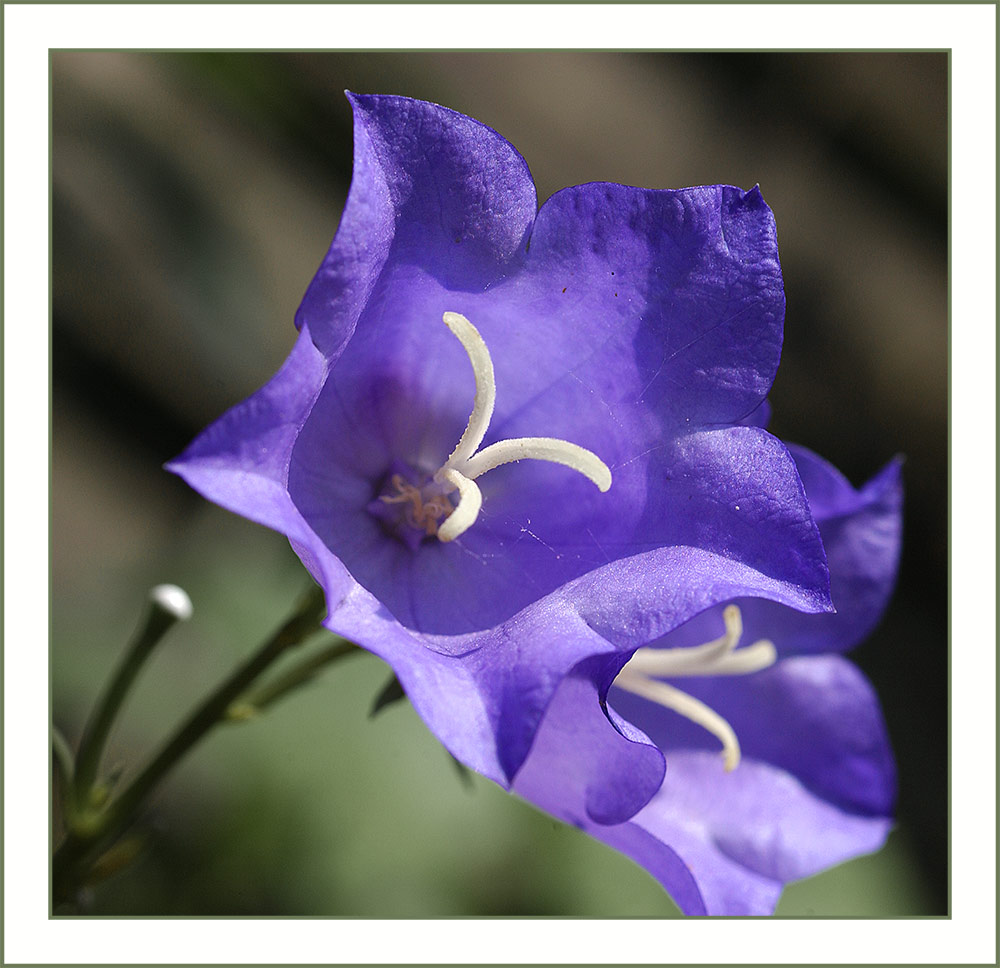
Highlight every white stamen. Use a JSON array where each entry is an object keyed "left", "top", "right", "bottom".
[
  {"left": 435, "top": 469, "right": 483, "bottom": 542},
  {"left": 615, "top": 669, "right": 741, "bottom": 772},
  {"left": 613, "top": 605, "right": 778, "bottom": 772},
  {"left": 429, "top": 312, "right": 611, "bottom": 540}
]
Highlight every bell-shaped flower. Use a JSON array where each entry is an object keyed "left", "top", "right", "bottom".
[
  {"left": 168, "top": 94, "right": 832, "bottom": 790},
  {"left": 513, "top": 446, "right": 903, "bottom": 915}
]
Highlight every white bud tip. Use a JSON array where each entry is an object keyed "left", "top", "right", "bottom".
[{"left": 150, "top": 584, "right": 193, "bottom": 621}]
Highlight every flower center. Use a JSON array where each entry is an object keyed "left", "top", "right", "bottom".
[
  {"left": 380, "top": 473, "right": 455, "bottom": 537},
  {"left": 375, "top": 312, "right": 612, "bottom": 545},
  {"left": 613, "top": 605, "right": 777, "bottom": 772}
]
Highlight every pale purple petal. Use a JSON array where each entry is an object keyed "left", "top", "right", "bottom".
[
  {"left": 512, "top": 658, "right": 665, "bottom": 825},
  {"left": 165, "top": 324, "right": 328, "bottom": 537},
  {"left": 620, "top": 752, "right": 892, "bottom": 915}
]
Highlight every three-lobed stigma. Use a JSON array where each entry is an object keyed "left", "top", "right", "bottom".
[
  {"left": 614, "top": 605, "right": 777, "bottom": 772},
  {"left": 378, "top": 312, "right": 612, "bottom": 544}
]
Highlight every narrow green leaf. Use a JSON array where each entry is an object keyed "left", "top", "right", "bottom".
[
  {"left": 369, "top": 673, "right": 406, "bottom": 718},
  {"left": 234, "top": 638, "right": 358, "bottom": 717},
  {"left": 447, "top": 751, "right": 475, "bottom": 790}
]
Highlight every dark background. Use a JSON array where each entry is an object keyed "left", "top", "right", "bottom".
[{"left": 52, "top": 51, "right": 947, "bottom": 916}]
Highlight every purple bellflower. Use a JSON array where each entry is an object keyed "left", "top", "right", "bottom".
[
  {"left": 514, "top": 445, "right": 902, "bottom": 915},
  {"left": 168, "top": 94, "right": 834, "bottom": 803}
]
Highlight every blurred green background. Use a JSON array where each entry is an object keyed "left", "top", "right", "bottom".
[{"left": 52, "top": 51, "right": 947, "bottom": 916}]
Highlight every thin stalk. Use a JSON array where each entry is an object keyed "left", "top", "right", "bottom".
[
  {"left": 73, "top": 587, "right": 191, "bottom": 802},
  {"left": 230, "top": 639, "right": 358, "bottom": 718},
  {"left": 52, "top": 725, "right": 77, "bottom": 819},
  {"left": 53, "top": 584, "right": 326, "bottom": 902}
]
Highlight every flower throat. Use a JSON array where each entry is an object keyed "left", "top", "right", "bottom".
[{"left": 374, "top": 312, "right": 612, "bottom": 545}]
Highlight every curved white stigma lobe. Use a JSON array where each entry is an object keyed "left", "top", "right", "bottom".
[
  {"left": 463, "top": 437, "right": 613, "bottom": 492},
  {"left": 614, "top": 669, "right": 743, "bottom": 772},
  {"left": 442, "top": 311, "right": 496, "bottom": 466},
  {"left": 435, "top": 469, "right": 483, "bottom": 542},
  {"left": 613, "top": 605, "right": 778, "bottom": 772},
  {"left": 430, "top": 312, "right": 612, "bottom": 542}
]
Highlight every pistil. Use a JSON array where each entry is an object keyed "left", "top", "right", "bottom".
[
  {"left": 380, "top": 312, "right": 612, "bottom": 545},
  {"left": 613, "top": 605, "right": 777, "bottom": 772}
]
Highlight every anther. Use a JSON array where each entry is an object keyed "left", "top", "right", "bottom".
[{"left": 379, "top": 474, "right": 453, "bottom": 537}]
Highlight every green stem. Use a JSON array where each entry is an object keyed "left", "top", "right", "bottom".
[
  {"left": 229, "top": 639, "right": 358, "bottom": 718},
  {"left": 73, "top": 588, "right": 190, "bottom": 803},
  {"left": 52, "top": 583, "right": 327, "bottom": 903},
  {"left": 52, "top": 725, "right": 77, "bottom": 817}
]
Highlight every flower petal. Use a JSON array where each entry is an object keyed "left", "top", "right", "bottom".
[
  {"left": 296, "top": 94, "right": 537, "bottom": 358},
  {"left": 522, "top": 182, "right": 785, "bottom": 429},
  {"left": 630, "top": 448, "right": 903, "bottom": 657},
  {"left": 512, "top": 656, "right": 666, "bottom": 826},
  {"left": 312, "top": 580, "right": 632, "bottom": 786},
  {"left": 516, "top": 654, "right": 892, "bottom": 915},
  {"left": 758, "top": 447, "right": 904, "bottom": 654},
  {"left": 740, "top": 398, "right": 771, "bottom": 429},
  {"left": 617, "top": 751, "right": 891, "bottom": 915},
  {"left": 165, "top": 324, "right": 328, "bottom": 535}
]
